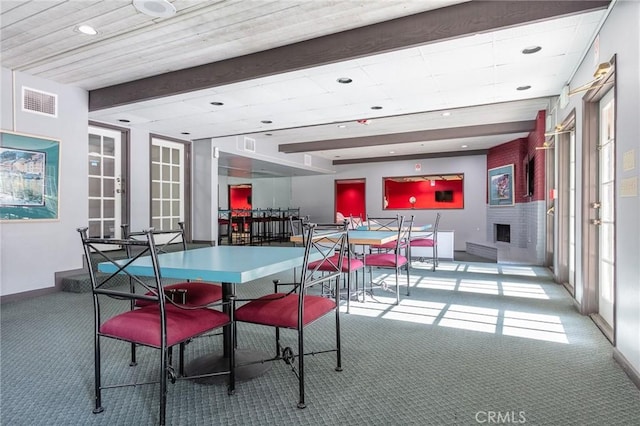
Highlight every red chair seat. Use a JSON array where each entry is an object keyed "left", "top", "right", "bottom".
[
  {"left": 365, "top": 253, "right": 408, "bottom": 268},
  {"left": 235, "top": 293, "right": 336, "bottom": 329},
  {"left": 136, "top": 282, "right": 222, "bottom": 307},
  {"left": 411, "top": 238, "right": 435, "bottom": 247},
  {"left": 100, "top": 305, "right": 229, "bottom": 348},
  {"left": 308, "top": 255, "right": 364, "bottom": 273}
]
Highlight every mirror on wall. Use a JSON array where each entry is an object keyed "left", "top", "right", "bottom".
[{"left": 383, "top": 174, "right": 464, "bottom": 209}]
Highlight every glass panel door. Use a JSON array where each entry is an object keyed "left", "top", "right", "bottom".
[
  {"left": 597, "top": 89, "right": 615, "bottom": 328},
  {"left": 568, "top": 131, "right": 576, "bottom": 290},
  {"left": 150, "top": 138, "right": 185, "bottom": 238},
  {"left": 88, "top": 126, "right": 122, "bottom": 242}
]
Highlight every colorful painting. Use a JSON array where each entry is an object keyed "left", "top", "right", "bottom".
[
  {"left": 1, "top": 131, "right": 60, "bottom": 220},
  {"left": 488, "top": 164, "right": 514, "bottom": 207}
]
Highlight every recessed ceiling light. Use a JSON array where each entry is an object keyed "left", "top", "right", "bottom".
[
  {"left": 389, "top": 151, "right": 395, "bottom": 154},
  {"left": 338, "top": 124, "right": 347, "bottom": 128},
  {"left": 441, "top": 111, "right": 451, "bottom": 117},
  {"left": 210, "top": 101, "right": 224, "bottom": 106},
  {"left": 118, "top": 119, "right": 130, "bottom": 123},
  {"left": 337, "top": 77, "right": 353, "bottom": 84},
  {"left": 75, "top": 24, "right": 97, "bottom": 35},
  {"left": 517, "top": 85, "right": 532, "bottom": 91},
  {"left": 461, "top": 144, "right": 468, "bottom": 148},
  {"left": 133, "top": 0, "right": 176, "bottom": 18},
  {"left": 261, "top": 120, "right": 272, "bottom": 124},
  {"left": 371, "top": 106, "right": 383, "bottom": 110},
  {"left": 522, "top": 46, "right": 542, "bottom": 54},
  {"left": 265, "top": 133, "right": 272, "bottom": 136}
]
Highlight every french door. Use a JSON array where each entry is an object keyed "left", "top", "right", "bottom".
[
  {"left": 88, "top": 126, "right": 124, "bottom": 241},
  {"left": 596, "top": 89, "right": 616, "bottom": 328},
  {"left": 150, "top": 137, "right": 187, "bottom": 239}
]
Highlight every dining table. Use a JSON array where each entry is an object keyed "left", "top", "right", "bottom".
[{"left": 98, "top": 245, "right": 322, "bottom": 382}]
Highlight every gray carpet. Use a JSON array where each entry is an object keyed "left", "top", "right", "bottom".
[{"left": 2, "top": 260, "right": 639, "bottom": 425}]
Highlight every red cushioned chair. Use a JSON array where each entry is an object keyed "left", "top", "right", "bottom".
[
  {"left": 410, "top": 212, "right": 440, "bottom": 271},
  {"left": 234, "top": 223, "right": 348, "bottom": 409},
  {"left": 366, "top": 214, "right": 412, "bottom": 254},
  {"left": 122, "top": 223, "right": 222, "bottom": 373},
  {"left": 364, "top": 215, "right": 411, "bottom": 304},
  {"left": 78, "top": 228, "right": 234, "bottom": 426},
  {"left": 306, "top": 222, "right": 364, "bottom": 313}
]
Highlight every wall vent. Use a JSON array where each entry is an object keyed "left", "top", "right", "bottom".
[
  {"left": 304, "top": 154, "right": 312, "bottom": 166},
  {"left": 244, "top": 137, "right": 256, "bottom": 153},
  {"left": 22, "top": 87, "right": 57, "bottom": 117}
]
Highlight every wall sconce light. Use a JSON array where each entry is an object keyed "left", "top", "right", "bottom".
[
  {"left": 568, "top": 62, "right": 612, "bottom": 96},
  {"left": 409, "top": 196, "right": 416, "bottom": 208}
]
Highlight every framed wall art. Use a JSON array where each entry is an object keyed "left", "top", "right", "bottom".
[
  {"left": 1, "top": 130, "right": 60, "bottom": 221},
  {"left": 488, "top": 164, "right": 514, "bottom": 207}
]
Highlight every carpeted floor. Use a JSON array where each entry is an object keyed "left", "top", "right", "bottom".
[{"left": 1, "top": 260, "right": 639, "bottom": 425}]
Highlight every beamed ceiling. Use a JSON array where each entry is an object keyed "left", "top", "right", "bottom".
[{"left": 1, "top": 0, "right": 611, "bottom": 177}]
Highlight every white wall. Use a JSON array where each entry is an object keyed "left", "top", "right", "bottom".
[
  {"left": 558, "top": 0, "right": 640, "bottom": 378},
  {"left": 1, "top": 68, "right": 88, "bottom": 296},
  {"left": 292, "top": 154, "right": 487, "bottom": 251}
]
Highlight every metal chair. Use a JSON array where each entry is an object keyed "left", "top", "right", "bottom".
[
  {"left": 364, "top": 215, "right": 411, "bottom": 304},
  {"left": 77, "top": 227, "right": 234, "bottom": 425},
  {"left": 121, "top": 223, "right": 223, "bottom": 374},
  {"left": 410, "top": 212, "right": 440, "bottom": 271},
  {"left": 305, "top": 222, "right": 365, "bottom": 313},
  {"left": 234, "top": 223, "right": 348, "bottom": 409}
]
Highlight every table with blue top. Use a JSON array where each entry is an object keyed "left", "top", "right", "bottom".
[{"left": 99, "top": 245, "right": 320, "bottom": 382}]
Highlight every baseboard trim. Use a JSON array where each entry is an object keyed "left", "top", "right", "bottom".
[
  {"left": 1, "top": 286, "right": 58, "bottom": 304},
  {"left": 613, "top": 348, "right": 640, "bottom": 391}
]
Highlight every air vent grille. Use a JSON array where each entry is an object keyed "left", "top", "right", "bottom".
[
  {"left": 244, "top": 137, "right": 256, "bottom": 153},
  {"left": 22, "top": 87, "right": 57, "bottom": 117}
]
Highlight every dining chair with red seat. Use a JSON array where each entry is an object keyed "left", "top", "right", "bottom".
[
  {"left": 364, "top": 215, "right": 411, "bottom": 304},
  {"left": 77, "top": 227, "right": 234, "bottom": 426},
  {"left": 410, "top": 212, "right": 440, "bottom": 271},
  {"left": 305, "top": 222, "right": 365, "bottom": 313},
  {"left": 234, "top": 223, "right": 348, "bottom": 409},
  {"left": 121, "top": 223, "right": 222, "bottom": 374}
]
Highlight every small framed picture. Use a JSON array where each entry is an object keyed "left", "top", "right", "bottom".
[{"left": 488, "top": 164, "right": 514, "bottom": 207}]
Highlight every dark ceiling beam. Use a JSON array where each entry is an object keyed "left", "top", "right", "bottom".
[
  {"left": 333, "top": 149, "right": 489, "bottom": 165},
  {"left": 89, "top": 0, "right": 610, "bottom": 111},
  {"left": 278, "top": 120, "right": 536, "bottom": 153}
]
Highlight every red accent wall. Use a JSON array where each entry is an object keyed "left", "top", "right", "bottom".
[
  {"left": 335, "top": 181, "right": 366, "bottom": 220},
  {"left": 385, "top": 179, "right": 464, "bottom": 209},
  {"left": 487, "top": 110, "right": 546, "bottom": 203},
  {"left": 230, "top": 186, "right": 252, "bottom": 211}
]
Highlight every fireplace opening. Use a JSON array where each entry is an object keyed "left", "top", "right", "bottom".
[{"left": 495, "top": 224, "right": 511, "bottom": 243}]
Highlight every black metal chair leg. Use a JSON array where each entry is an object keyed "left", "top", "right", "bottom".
[
  {"left": 93, "top": 336, "right": 104, "bottom": 414},
  {"left": 297, "top": 323, "right": 306, "bottom": 409}
]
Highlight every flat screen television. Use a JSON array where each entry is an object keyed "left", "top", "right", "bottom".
[{"left": 435, "top": 190, "right": 454, "bottom": 202}]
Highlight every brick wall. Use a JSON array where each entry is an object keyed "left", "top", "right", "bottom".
[{"left": 485, "top": 110, "right": 547, "bottom": 264}]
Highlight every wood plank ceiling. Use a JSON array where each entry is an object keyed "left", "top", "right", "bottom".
[{"left": 1, "top": 0, "right": 611, "bottom": 176}]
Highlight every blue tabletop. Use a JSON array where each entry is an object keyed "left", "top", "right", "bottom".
[{"left": 98, "top": 245, "right": 319, "bottom": 284}]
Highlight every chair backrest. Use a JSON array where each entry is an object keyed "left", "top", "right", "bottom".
[
  {"left": 300, "top": 223, "right": 349, "bottom": 295},
  {"left": 366, "top": 214, "right": 401, "bottom": 231},
  {"left": 289, "top": 216, "right": 305, "bottom": 239},
  {"left": 78, "top": 227, "right": 167, "bottom": 310},
  {"left": 122, "top": 222, "right": 187, "bottom": 255},
  {"left": 349, "top": 214, "right": 363, "bottom": 230}
]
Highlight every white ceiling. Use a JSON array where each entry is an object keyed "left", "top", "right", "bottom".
[{"left": 1, "top": 0, "right": 610, "bottom": 177}]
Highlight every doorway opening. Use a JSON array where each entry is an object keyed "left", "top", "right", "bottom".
[{"left": 335, "top": 179, "right": 366, "bottom": 225}]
